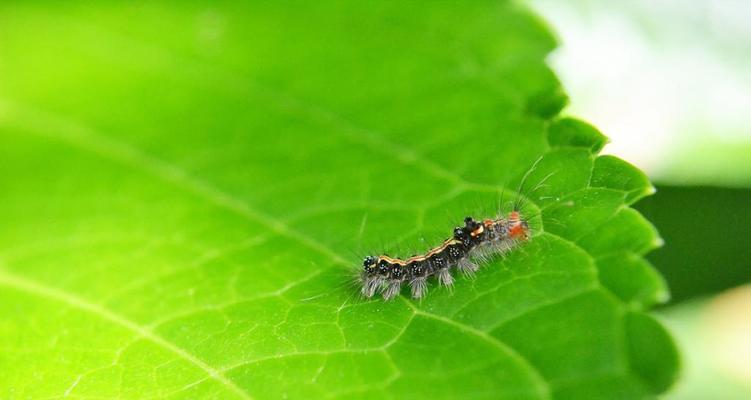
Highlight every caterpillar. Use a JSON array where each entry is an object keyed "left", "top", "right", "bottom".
[{"left": 360, "top": 210, "right": 530, "bottom": 301}]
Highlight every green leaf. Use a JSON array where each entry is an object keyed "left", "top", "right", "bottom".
[
  {"left": 547, "top": 118, "right": 608, "bottom": 153},
  {"left": 591, "top": 156, "right": 655, "bottom": 205},
  {"left": 0, "top": 1, "right": 678, "bottom": 399},
  {"left": 623, "top": 312, "right": 680, "bottom": 394}
]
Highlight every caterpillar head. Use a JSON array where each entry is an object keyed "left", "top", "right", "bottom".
[{"left": 508, "top": 211, "right": 530, "bottom": 240}]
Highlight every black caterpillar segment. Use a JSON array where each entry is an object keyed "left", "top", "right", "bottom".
[{"left": 360, "top": 211, "right": 530, "bottom": 301}]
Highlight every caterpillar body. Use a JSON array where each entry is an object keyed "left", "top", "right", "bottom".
[{"left": 360, "top": 210, "right": 530, "bottom": 301}]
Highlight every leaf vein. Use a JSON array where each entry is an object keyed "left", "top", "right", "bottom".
[{"left": 0, "top": 268, "right": 252, "bottom": 400}]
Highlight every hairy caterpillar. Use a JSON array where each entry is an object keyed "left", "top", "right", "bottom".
[{"left": 360, "top": 210, "right": 530, "bottom": 301}]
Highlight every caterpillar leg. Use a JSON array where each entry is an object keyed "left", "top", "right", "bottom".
[
  {"left": 488, "top": 240, "right": 513, "bottom": 256},
  {"left": 436, "top": 268, "right": 454, "bottom": 287},
  {"left": 409, "top": 277, "right": 428, "bottom": 299},
  {"left": 382, "top": 280, "right": 402, "bottom": 301},
  {"left": 469, "top": 243, "right": 493, "bottom": 264},
  {"left": 361, "top": 276, "right": 384, "bottom": 298},
  {"left": 457, "top": 258, "right": 479, "bottom": 278}
]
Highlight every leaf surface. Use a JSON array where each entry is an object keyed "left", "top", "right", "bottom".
[{"left": 0, "top": 1, "right": 677, "bottom": 399}]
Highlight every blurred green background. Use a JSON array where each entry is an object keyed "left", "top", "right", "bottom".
[{"left": 532, "top": 0, "right": 751, "bottom": 398}]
